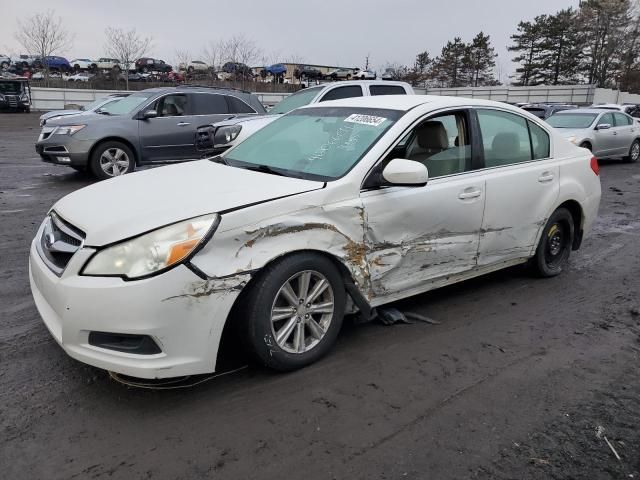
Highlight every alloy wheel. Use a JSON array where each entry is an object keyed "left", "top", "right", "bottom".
[
  {"left": 99, "top": 148, "right": 130, "bottom": 177},
  {"left": 270, "top": 270, "right": 335, "bottom": 354},
  {"left": 631, "top": 142, "right": 640, "bottom": 161}
]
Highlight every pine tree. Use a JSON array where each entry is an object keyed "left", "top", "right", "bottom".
[
  {"left": 539, "top": 8, "right": 584, "bottom": 84},
  {"left": 432, "top": 37, "right": 468, "bottom": 87},
  {"left": 508, "top": 19, "right": 545, "bottom": 86},
  {"left": 465, "top": 32, "right": 498, "bottom": 86}
]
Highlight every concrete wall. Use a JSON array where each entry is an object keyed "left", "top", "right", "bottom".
[{"left": 31, "top": 87, "right": 289, "bottom": 111}]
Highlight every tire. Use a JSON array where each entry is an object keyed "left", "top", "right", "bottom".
[
  {"left": 624, "top": 139, "right": 640, "bottom": 163},
  {"left": 113, "top": 65, "right": 121, "bottom": 72},
  {"left": 530, "top": 208, "right": 574, "bottom": 277},
  {"left": 89, "top": 141, "right": 135, "bottom": 180},
  {"left": 142, "top": 67, "right": 148, "bottom": 73},
  {"left": 240, "top": 253, "right": 346, "bottom": 371},
  {"left": 579, "top": 141, "right": 592, "bottom": 152},
  {"left": 187, "top": 66, "right": 194, "bottom": 73},
  {"left": 346, "top": 74, "right": 351, "bottom": 79},
  {"left": 0, "top": 61, "right": 8, "bottom": 69}
]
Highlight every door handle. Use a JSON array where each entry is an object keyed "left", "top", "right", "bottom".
[
  {"left": 177, "top": 122, "right": 191, "bottom": 126},
  {"left": 458, "top": 188, "right": 481, "bottom": 200},
  {"left": 538, "top": 172, "right": 555, "bottom": 183}
]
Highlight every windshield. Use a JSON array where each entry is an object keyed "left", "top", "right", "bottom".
[
  {"left": 98, "top": 93, "right": 153, "bottom": 115},
  {"left": 547, "top": 113, "right": 598, "bottom": 129},
  {"left": 0, "top": 81, "right": 22, "bottom": 94},
  {"left": 270, "top": 87, "right": 323, "bottom": 115},
  {"left": 222, "top": 107, "right": 402, "bottom": 180}
]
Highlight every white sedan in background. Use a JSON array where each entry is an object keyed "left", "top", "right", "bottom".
[{"left": 30, "top": 96, "right": 601, "bottom": 379}]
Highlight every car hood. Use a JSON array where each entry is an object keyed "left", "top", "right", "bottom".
[
  {"left": 52, "top": 160, "right": 324, "bottom": 246},
  {"left": 44, "top": 112, "right": 124, "bottom": 127},
  {"left": 40, "top": 110, "right": 82, "bottom": 122}
]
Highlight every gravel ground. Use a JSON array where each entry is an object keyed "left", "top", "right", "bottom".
[{"left": 1, "top": 112, "right": 639, "bottom": 480}]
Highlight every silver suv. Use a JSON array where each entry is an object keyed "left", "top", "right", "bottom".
[{"left": 35, "top": 86, "right": 266, "bottom": 179}]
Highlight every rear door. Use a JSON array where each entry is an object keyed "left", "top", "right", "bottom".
[
  {"left": 139, "top": 93, "right": 198, "bottom": 161},
  {"left": 475, "top": 108, "right": 559, "bottom": 265},
  {"left": 612, "top": 112, "right": 636, "bottom": 155}
]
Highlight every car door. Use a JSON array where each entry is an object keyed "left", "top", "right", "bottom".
[
  {"left": 474, "top": 108, "right": 559, "bottom": 266},
  {"left": 361, "top": 109, "right": 485, "bottom": 299},
  {"left": 593, "top": 112, "right": 617, "bottom": 157},
  {"left": 191, "top": 91, "right": 236, "bottom": 125},
  {"left": 612, "top": 112, "right": 636, "bottom": 155},
  {"left": 139, "top": 93, "right": 198, "bottom": 162}
]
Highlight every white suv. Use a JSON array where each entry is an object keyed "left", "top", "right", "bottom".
[
  {"left": 91, "top": 58, "right": 121, "bottom": 71},
  {"left": 29, "top": 96, "right": 601, "bottom": 379},
  {"left": 200, "top": 80, "right": 414, "bottom": 152}
]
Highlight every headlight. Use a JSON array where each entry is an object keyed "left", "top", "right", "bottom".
[
  {"left": 53, "top": 125, "right": 86, "bottom": 135},
  {"left": 82, "top": 213, "right": 219, "bottom": 279},
  {"left": 214, "top": 125, "right": 242, "bottom": 145},
  {"left": 565, "top": 135, "right": 578, "bottom": 144}
]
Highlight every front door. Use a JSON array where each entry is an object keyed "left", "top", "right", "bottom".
[
  {"left": 361, "top": 109, "right": 485, "bottom": 301},
  {"left": 592, "top": 112, "right": 617, "bottom": 157},
  {"left": 139, "top": 94, "right": 197, "bottom": 162}
]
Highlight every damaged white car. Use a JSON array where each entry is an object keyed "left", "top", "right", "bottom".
[{"left": 29, "top": 96, "right": 601, "bottom": 379}]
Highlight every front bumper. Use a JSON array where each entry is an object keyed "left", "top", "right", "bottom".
[
  {"left": 29, "top": 233, "right": 241, "bottom": 379},
  {"left": 35, "top": 130, "right": 92, "bottom": 166}
]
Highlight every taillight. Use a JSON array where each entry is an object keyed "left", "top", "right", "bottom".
[{"left": 590, "top": 156, "right": 599, "bottom": 176}]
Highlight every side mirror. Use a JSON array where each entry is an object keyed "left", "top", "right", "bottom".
[
  {"left": 142, "top": 109, "right": 158, "bottom": 119},
  {"left": 381, "top": 159, "right": 428, "bottom": 186},
  {"left": 596, "top": 123, "right": 611, "bottom": 130}
]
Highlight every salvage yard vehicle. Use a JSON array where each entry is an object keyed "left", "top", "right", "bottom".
[
  {"left": 29, "top": 95, "right": 602, "bottom": 379},
  {"left": 35, "top": 85, "right": 266, "bottom": 178},
  {"left": 0, "top": 76, "right": 32, "bottom": 112},
  {"left": 69, "top": 58, "right": 94, "bottom": 71},
  {"left": 136, "top": 57, "right": 172, "bottom": 73},
  {"left": 91, "top": 58, "right": 122, "bottom": 71},
  {"left": 39, "top": 94, "right": 129, "bottom": 126},
  {"left": 547, "top": 108, "right": 640, "bottom": 162},
  {"left": 0, "top": 54, "right": 10, "bottom": 69},
  {"left": 198, "top": 80, "right": 414, "bottom": 153}
]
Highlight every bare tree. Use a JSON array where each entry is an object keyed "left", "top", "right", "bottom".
[
  {"left": 104, "top": 27, "right": 152, "bottom": 90},
  {"left": 15, "top": 10, "right": 73, "bottom": 84},
  {"left": 221, "top": 35, "right": 260, "bottom": 87},
  {"left": 174, "top": 49, "right": 191, "bottom": 73},
  {"left": 203, "top": 40, "right": 222, "bottom": 79}
]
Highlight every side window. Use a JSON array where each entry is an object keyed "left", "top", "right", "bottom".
[
  {"left": 192, "top": 93, "right": 229, "bottom": 115},
  {"left": 477, "top": 109, "right": 532, "bottom": 167},
  {"left": 404, "top": 111, "right": 472, "bottom": 177},
  {"left": 155, "top": 94, "right": 187, "bottom": 117},
  {"left": 528, "top": 121, "right": 550, "bottom": 159},
  {"left": 227, "top": 95, "right": 256, "bottom": 114},
  {"left": 369, "top": 85, "right": 407, "bottom": 96},
  {"left": 600, "top": 113, "right": 614, "bottom": 127},
  {"left": 613, "top": 112, "right": 631, "bottom": 126},
  {"left": 319, "top": 86, "right": 363, "bottom": 102}
]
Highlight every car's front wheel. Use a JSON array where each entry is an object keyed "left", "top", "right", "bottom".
[
  {"left": 624, "top": 139, "right": 640, "bottom": 163},
  {"left": 240, "top": 253, "right": 346, "bottom": 371},
  {"left": 530, "top": 207, "right": 574, "bottom": 277},
  {"left": 89, "top": 141, "right": 135, "bottom": 180}
]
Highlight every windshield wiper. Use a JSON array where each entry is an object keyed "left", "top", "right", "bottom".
[
  {"left": 210, "top": 155, "right": 228, "bottom": 165},
  {"left": 240, "top": 164, "right": 289, "bottom": 177}
]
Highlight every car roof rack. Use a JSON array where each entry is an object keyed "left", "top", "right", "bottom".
[{"left": 175, "top": 84, "right": 251, "bottom": 94}]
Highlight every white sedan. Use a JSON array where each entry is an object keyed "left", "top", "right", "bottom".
[{"left": 29, "top": 96, "right": 601, "bottom": 379}]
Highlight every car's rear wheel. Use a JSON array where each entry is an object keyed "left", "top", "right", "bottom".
[
  {"left": 240, "top": 253, "right": 346, "bottom": 371},
  {"left": 530, "top": 208, "right": 574, "bottom": 277},
  {"left": 89, "top": 141, "right": 135, "bottom": 180},
  {"left": 624, "top": 139, "right": 640, "bottom": 163}
]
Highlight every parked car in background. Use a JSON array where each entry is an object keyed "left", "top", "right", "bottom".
[
  {"left": 353, "top": 68, "right": 376, "bottom": 80},
  {"left": 11, "top": 54, "right": 40, "bottom": 68},
  {"left": 381, "top": 68, "right": 395, "bottom": 80},
  {"left": 136, "top": 58, "right": 172, "bottom": 73},
  {"left": 35, "top": 86, "right": 266, "bottom": 178},
  {"left": 29, "top": 95, "right": 601, "bottom": 379},
  {"left": 65, "top": 72, "right": 95, "bottom": 82},
  {"left": 35, "top": 56, "right": 71, "bottom": 72},
  {"left": 222, "top": 62, "right": 252, "bottom": 77},
  {"left": 180, "top": 60, "right": 209, "bottom": 73},
  {"left": 0, "top": 54, "right": 10, "bottom": 69},
  {"left": 198, "top": 80, "right": 414, "bottom": 152},
  {"left": 326, "top": 67, "right": 354, "bottom": 79},
  {"left": 91, "top": 58, "right": 122, "bottom": 71},
  {"left": 520, "top": 103, "right": 577, "bottom": 119},
  {"left": 547, "top": 108, "right": 639, "bottom": 162},
  {"left": 0, "top": 77, "right": 32, "bottom": 112},
  {"left": 294, "top": 65, "right": 324, "bottom": 80},
  {"left": 69, "top": 59, "right": 94, "bottom": 71},
  {"left": 31, "top": 71, "right": 66, "bottom": 80},
  {"left": 39, "top": 94, "right": 129, "bottom": 126}
]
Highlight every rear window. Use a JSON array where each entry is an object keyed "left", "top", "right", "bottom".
[
  {"left": 369, "top": 85, "right": 407, "bottom": 96},
  {"left": 227, "top": 95, "right": 256, "bottom": 114}
]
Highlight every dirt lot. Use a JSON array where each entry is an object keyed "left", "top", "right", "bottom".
[{"left": 1, "top": 112, "right": 639, "bottom": 480}]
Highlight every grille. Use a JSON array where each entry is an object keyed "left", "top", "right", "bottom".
[
  {"left": 6, "top": 95, "right": 18, "bottom": 107},
  {"left": 36, "top": 212, "right": 85, "bottom": 276}
]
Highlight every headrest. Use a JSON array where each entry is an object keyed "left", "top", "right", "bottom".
[{"left": 417, "top": 121, "right": 448, "bottom": 150}]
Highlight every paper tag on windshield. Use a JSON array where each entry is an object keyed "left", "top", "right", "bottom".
[{"left": 344, "top": 114, "right": 387, "bottom": 126}]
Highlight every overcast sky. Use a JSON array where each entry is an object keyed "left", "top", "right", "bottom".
[{"left": 2, "top": 0, "right": 580, "bottom": 79}]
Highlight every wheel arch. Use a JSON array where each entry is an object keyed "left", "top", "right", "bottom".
[
  {"left": 88, "top": 137, "right": 139, "bottom": 166},
  {"left": 555, "top": 199, "right": 584, "bottom": 250}
]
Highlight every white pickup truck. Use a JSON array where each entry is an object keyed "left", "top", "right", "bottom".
[{"left": 197, "top": 80, "right": 414, "bottom": 153}]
